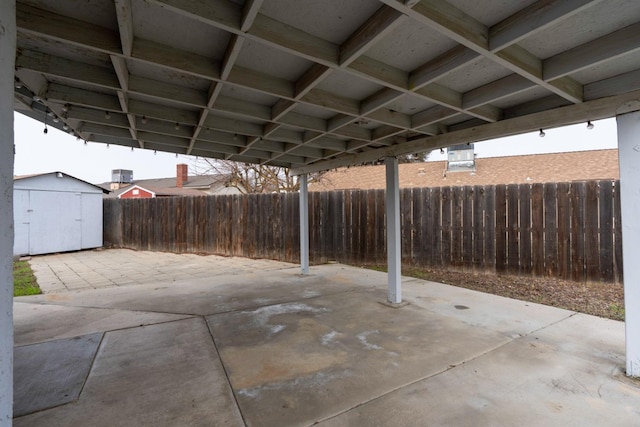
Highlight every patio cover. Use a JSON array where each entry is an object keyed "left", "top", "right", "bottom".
[
  {"left": 4, "top": 2, "right": 640, "bottom": 422},
  {"left": 11, "top": 0, "right": 640, "bottom": 170}
]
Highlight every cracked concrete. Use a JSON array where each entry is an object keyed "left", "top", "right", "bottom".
[{"left": 13, "top": 250, "right": 640, "bottom": 426}]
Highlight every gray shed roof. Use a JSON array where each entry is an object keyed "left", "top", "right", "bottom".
[{"left": 15, "top": 172, "right": 110, "bottom": 194}]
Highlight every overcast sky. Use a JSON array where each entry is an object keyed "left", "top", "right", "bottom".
[{"left": 13, "top": 112, "right": 618, "bottom": 184}]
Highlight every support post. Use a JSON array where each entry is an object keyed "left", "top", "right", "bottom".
[
  {"left": 617, "top": 110, "right": 640, "bottom": 377},
  {"left": 299, "top": 173, "right": 309, "bottom": 275},
  {"left": 386, "top": 157, "right": 401, "bottom": 303},
  {"left": 0, "top": 1, "right": 16, "bottom": 424}
]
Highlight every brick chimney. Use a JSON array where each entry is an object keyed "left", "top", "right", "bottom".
[{"left": 176, "top": 164, "right": 188, "bottom": 188}]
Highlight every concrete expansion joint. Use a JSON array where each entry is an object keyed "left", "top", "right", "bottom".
[
  {"left": 514, "top": 311, "right": 580, "bottom": 341},
  {"left": 77, "top": 332, "right": 106, "bottom": 400},
  {"left": 202, "top": 317, "right": 248, "bottom": 426}
]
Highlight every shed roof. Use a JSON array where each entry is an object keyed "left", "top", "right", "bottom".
[
  {"left": 14, "top": 172, "right": 110, "bottom": 193},
  {"left": 310, "top": 149, "right": 620, "bottom": 191},
  {"left": 12, "top": 1, "right": 640, "bottom": 173}
]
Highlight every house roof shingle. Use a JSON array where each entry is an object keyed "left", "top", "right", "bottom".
[{"left": 310, "top": 149, "right": 620, "bottom": 191}]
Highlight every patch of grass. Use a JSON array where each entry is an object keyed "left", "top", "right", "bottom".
[
  {"left": 609, "top": 303, "right": 625, "bottom": 321},
  {"left": 13, "top": 260, "right": 41, "bottom": 297}
]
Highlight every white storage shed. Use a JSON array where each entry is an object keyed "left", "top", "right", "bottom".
[{"left": 13, "top": 172, "right": 108, "bottom": 256}]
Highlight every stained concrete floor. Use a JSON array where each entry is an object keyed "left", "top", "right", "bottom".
[{"left": 14, "top": 250, "right": 640, "bottom": 426}]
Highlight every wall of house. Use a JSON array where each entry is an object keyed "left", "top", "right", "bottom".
[{"left": 119, "top": 187, "right": 155, "bottom": 199}]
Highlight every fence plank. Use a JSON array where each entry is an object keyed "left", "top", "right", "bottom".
[
  {"left": 506, "top": 185, "right": 520, "bottom": 274},
  {"left": 412, "top": 188, "right": 424, "bottom": 265},
  {"left": 519, "top": 184, "right": 532, "bottom": 274},
  {"left": 463, "top": 186, "right": 474, "bottom": 270},
  {"left": 570, "top": 182, "right": 586, "bottom": 282},
  {"left": 420, "top": 188, "right": 431, "bottom": 266},
  {"left": 495, "top": 185, "right": 507, "bottom": 273},
  {"left": 451, "top": 186, "right": 463, "bottom": 267},
  {"left": 472, "top": 186, "right": 484, "bottom": 270},
  {"left": 598, "top": 181, "right": 614, "bottom": 282},
  {"left": 343, "top": 191, "right": 353, "bottom": 264},
  {"left": 531, "top": 184, "right": 544, "bottom": 275},
  {"left": 361, "top": 190, "right": 368, "bottom": 263},
  {"left": 375, "top": 189, "right": 386, "bottom": 265},
  {"left": 556, "top": 183, "right": 571, "bottom": 280},
  {"left": 543, "top": 184, "right": 558, "bottom": 277},
  {"left": 584, "top": 181, "right": 600, "bottom": 281},
  {"left": 484, "top": 186, "right": 496, "bottom": 272},
  {"left": 614, "top": 181, "right": 623, "bottom": 282},
  {"left": 431, "top": 187, "right": 442, "bottom": 266},
  {"left": 441, "top": 186, "right": 452, "bottom": 267},
  {"left": 400, "top": 189, "right": 412, "bottom": 264}
]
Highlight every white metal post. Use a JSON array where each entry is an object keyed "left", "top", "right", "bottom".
[
  {"left": 299, "top": 173, "right": 309, "bottom": 275},
  {"left": 386, "top": 157, "right": 401, "bottom": 303},
  {"left": 617, "top": 110, "right": 640, "bottom": 377},
  {"left": 0, "top": 1, "right": 16, "bottom": 424}
]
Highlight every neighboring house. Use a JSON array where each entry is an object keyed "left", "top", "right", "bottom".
[
  {"left": 102, "top": 164, "right": 244, "bottom": 198},
  {"left": 310, "top": 149, "right": 620, "bottom": 191},
  {"left": 14, "top": 172, "right": 109, "bottom": 256}
]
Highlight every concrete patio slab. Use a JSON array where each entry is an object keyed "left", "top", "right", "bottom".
[
  {"left": 207, "top": 288, "right": 512, "bottom": 426},
  {"left": 14, "top": 333, "right": 101, "bottom": 417},
  {"left": 28, "top": 249, "right": 295, "bottom": 293},
  {"left": 318, "top": 314, "right": 640, "bottom": 427},
  {"left": 12, "top": 250, "right": 640, "bottom": 426},
  {"left": 13, "top": 302, "right": 194, "bottom": 346},
  {"left": 14, "top": 318, "right": 243, "bottom": 427},
  {"left": 21, "top": 264, "right": 380, "bottom": 316}
]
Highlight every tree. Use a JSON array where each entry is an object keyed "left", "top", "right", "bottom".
[
  {"left": 192, "top": 158, "right": 325, "bottom": 194},
  {"left": 362, "top": 150, "right": 432, "bottom": 166},
  {"left": 396, "top": 151, "right": 431, "bottom": 163}
]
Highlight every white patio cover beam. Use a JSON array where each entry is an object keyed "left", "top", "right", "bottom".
[
  {"left": 386, "top": 157, "right": 401, "bottom": 303},
  {"left": 617, "top": 110, "right": 640, "bottom": 377}
]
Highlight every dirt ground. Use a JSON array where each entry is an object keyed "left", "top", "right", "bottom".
[{"left": 363, "top": 265, "right": 625, "bottom": 321}]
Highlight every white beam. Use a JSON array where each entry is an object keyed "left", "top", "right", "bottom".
[
  {"left": 114, "top": 0, "right": 134, "bottom": 56},
  {"left": 299, "top": 174, "right": 310, "bottom": 275},
  {"left": 616, "top": 110, "right": 640, "bottom": 377},
  {"left": 16, "top": 2, "right": 121, "bottom": 54},
  {"left": 410, "top": 45, "right": 479, "bottom": 89},
  {"left": 0, "top": 1, "right": 15, "bottom": 423},
  {"left": 386, "top": 157, "right": 401, "bottom": 303},
  {"left": 544, "top": 22, "right": 640, "bottom": 81},
  {"left": 339, "top": 5, "right": 405, "bottom": 66},
  {"left": 241, "top": 0, "right": 264, "bottom": 32},
  {"left": 380, "top": 0, "right": 584, "bottom": 104},
  {"left": 293, "top": 88, "right": 640, "bottom": 175},
  {"left": 489, "top": 0, "right": 601, "bottom": 51}
]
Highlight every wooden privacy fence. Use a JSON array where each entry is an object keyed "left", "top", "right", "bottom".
[{"left": 103, "top": 179, "right": 623, "bottom": 283}]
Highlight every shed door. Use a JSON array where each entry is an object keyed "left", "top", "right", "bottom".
[
  {"left": 29, "top": 190, "right": 82, "bottom": 255},
  {"left": 81, "top": 193, "right": 103, "bottom": 249},
  {"left": 13, "top": 190, "right": 30, "bottom": 256}
]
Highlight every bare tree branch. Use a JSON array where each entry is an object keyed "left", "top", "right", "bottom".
[{"left": 191, "top": 158, "right": 326, "bottom": 193}]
